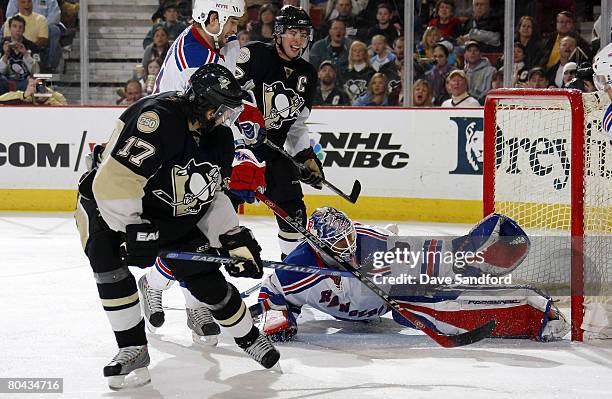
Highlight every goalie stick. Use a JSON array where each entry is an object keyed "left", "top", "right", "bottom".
[
  {"left": 263, "top": 139, "right": 361, "bottom": 204},
  {"left": 254, "top": 191, "right": 496, "bottom": 348}
]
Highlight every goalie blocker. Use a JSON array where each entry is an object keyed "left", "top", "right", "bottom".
[{"left": 252, "top": 211, "right": 570, "bottom": 342}]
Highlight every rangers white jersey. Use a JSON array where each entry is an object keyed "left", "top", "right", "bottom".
[{"left": 153, "top": 25, "right": 240, "bottom": 94}]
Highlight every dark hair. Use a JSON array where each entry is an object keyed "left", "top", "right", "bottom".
[
  {"left": 515, "top": 15, "right": 539, "bottom": 40},
  {"left": 8, "top": 15, "right": 26, "bottom": 29},
  {"left": 435, "top": 0, "right": 455, "bottom": 13},
  {"left": 493, "top": 70, "right": 504, "bottom": 81},
  {"left": 528, "top": 67, "right": 546, "bottom": 80},
  {"left": 514, "top": 42, "right": 525, "bottom": 52},
  {"left": 330, "top": 18, "right": 346, "bottom": 28},
  {"left": 125, "top": 79, "right": 142, "bottom": 90},
  {"left": 377, "top": 3, "right": 392, "bottom": 13},
  {"left": 433, "top": 43, "right": 449, "bottom": 57},
  {"left": 557, "top": 11, "right": 574, "bottom": 22}
]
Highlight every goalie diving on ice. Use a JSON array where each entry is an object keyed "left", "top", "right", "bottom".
[{"left": 250, "top": 207, "right": 570, "bottom": 343}]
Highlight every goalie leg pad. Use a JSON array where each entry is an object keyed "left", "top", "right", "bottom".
[{"left": 392, "top": 286, "right": 567, "bottom": 340}]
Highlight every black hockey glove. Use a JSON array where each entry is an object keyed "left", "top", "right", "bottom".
[
  {"left": 219, "top": 226, "right": 264, "bottom": 279},
  {"left": 295, "top": 147, "right": 324, "bottom": 189},
  {"left": 122, "top": 223, "right": 159, "bottom": 268}
]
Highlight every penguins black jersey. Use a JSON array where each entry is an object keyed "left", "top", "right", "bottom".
[
  {"left": 234, "top": 42, "right": 317, "bottom": 155},
  {"left": 90, "top": 92, "right": 235, "bottom": 243}
]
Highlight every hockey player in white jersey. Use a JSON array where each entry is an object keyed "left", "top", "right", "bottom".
[
  {"left": 252, "top": 207, "right": 570, "bottom": 342},
  {"left": 153, "top": 0, "right": 243, "bottom": 93},
  {"left": 141, "top": 0, "right": 269, "bottom": 347},
  {"left": 593, "top": 42, "right": 612, "bottom": 137}
]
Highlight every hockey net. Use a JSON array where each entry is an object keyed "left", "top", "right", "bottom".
[{"left": 484, "top": 89, "right": 612, "bottom": 341}]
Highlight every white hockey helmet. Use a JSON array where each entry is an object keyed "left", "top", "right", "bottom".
[
  {"left": 592, "top": 42, "right": 612, "bottom": 90},
  {"left": 192, "top": 0, "right": 244, "bottom": 40}
]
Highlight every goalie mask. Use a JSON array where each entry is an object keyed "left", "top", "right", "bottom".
[
  {"left": 593, "top": 42, "right": 612, "bottom": 91},
  {"left": 274, "top": 5, "right": 314, "bottom": 59},
  {"left": 186, "top": 63, "right": 243, "bottom": 132},
  {"left": 308, "top": 207, "right": 357, "bottom": 264},
  {"left": 192, "top": 0, "right": 244, "bottom": 46}
]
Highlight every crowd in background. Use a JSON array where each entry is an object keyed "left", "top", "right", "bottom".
[{"left": 0, "top": 0, "right": 605, "bottom": 106}]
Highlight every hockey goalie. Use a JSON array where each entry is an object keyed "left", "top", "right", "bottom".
[{"left": 250, "top": 207, "right": 570, "bottom": 342}]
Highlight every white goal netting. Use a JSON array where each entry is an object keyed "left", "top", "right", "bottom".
[{"left": 488, "top": 90, "right": 612, "bottom": 340}]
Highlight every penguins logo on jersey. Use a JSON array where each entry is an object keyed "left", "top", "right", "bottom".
[
  {"left": 153, "top": 160, "right": 220, "bottom": 216},
  {"left": 263, "top": 81, "right": 305, "bottom": 129},
  {"left": 344, "top": 79, "right": 368, "bottom": 100}
]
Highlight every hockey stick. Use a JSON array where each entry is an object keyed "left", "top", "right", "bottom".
[
  {"left": 159, "top": 250, "right": 355, "bottom": 278},
  {"left": 263, "top": 139, "right": 361, "bottom": 204},
  {"left": 254, "top": 191, "right": 496, "bottom": 348}
]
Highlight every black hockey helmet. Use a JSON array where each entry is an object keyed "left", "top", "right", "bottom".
[
  {"left": 274, "top": 5, "right": 313, "bottom": 49},
  {"left": 186, "top": 63, "right": 243, "bottom": 128}
]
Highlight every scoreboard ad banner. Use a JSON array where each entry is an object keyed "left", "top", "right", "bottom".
[{"left": 0, "top": 106, "right": 485, "bottom": 222}]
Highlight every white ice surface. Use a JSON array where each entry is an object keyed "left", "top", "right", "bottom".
[{"left": 1, "top": 213, "right": 611, "bottom": 399}]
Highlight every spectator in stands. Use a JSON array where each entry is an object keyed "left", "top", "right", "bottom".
[
  {"left": 352, "top": 72, "right": 390, "bottom": 106},
  {"left": 381, "top": 37, "right": 425, "bottom": 97},
  {"left": 441, "top": 69, "right": 479, "bottom": 107},
  {"left": 237, "top": 30, "right": 251, "bottom": 46},
  {"left": 324, "top": 0, "right": 368, "bottom": 21},
  {"left": 490, "top": 69, "right": 503, "bottom": 89},
  {"left": 3, "top": 0, "right": 48, "bottom": 50},
  {"left": 540, "top": 11, "right": 592, "bottom": 69},
  {"left": 248, "top": 3, "right": 278, "bottom": 43},
  {"left": 313, "top": 60, "right": 350, "bottom": 106},
  {"left": 566, "top": 62, "right": 596, "bottom": 93},
  {"left": 527, "top": 67, "right": 549, "bottom": 89},
  {"left": 416, "top": 25, "right": 441, "bottom": 71},
  {"left": 5, "top": 0, "right": 60, "bottom": 71},
  {"left": 0, "top": 18, "right": 36, "bottom": 93},
  {"left": 0, "top": 75, "right": 66, "bottom": 104},
  {"left": 463, "top": 40, "right": 496, "bottom": 104},
  {"left": 342, "top": 40, "right": 375, "bottom": 103},
  {"left": 363, "top": 3, "right": 399, "bottom": 47},
  {"left": 457, "top": 0, "right": 502, "bottom": 52},
  {"left": 142, "top": 25, "right": 170, "bottom": 74},
  {"left": 370, "top": 34, "right": 395, "bottom": 72},
  {"left": 318, "top": 0, "right": 365, "bottom": 41},
  {"left": 141, "top": 58, "right": 161, "bottom": 95},
  {"left": 117, "top": 79, "right": 143, "bottom": 106},
  {"left": 310, "top": 19, "right": 352, "bottom": 72},
  {"left": 425, "top": 43, "right": 456, "bottom": 105},
  {"left": 151, "top": 0, "right": 191, "bottom": 24},
  {"left": 515, "top": 16, "right": 541, "bottom": 69},
  {"left": 143, "top": 3, "right": 187, "bottom": 49},
  {"left": 546, "top": 35, "right": 578, "bottom": 88},
  {"left": 560, "top": 62, "right": 577, "bottom": 88},
  {"left": 428, "top": 0, "right": 462, "bottom": 41},
  {"left": 412, "top": 78, "right": 434, "bottom": 107}
]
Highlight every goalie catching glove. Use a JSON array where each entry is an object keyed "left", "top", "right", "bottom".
[
  {"left": 451, "top": 213, "right": 530, "bottom": 277},
  {"left": 295, "top": 147, "right": 324, "bottom": 189},
  {"left": 219, "top": 226, "right": 264, "bottom": 279},
  {"left": 228, "top": 149, "right": 266, "bottom": 203}
]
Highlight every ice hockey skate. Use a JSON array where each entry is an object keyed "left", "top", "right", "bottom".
[
  {"left": 186, "top": 306, "right": 221, "bottom": 346},
  {"left": 237, "top": 330, "right": 281, "bottom": 370},
  {"left": 137, "top": 274, "right": 164, "bottom": 332},
  {"left": 103, "top": 345, "right": 151, "bottom": 390}
]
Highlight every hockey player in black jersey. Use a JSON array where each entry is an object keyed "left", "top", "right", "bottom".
[
  {"left": 75, "top": 63, "right": 279, "bottom": 390},
  {"left": 233, "top": 5, "right": 323, "bottom": 257}
]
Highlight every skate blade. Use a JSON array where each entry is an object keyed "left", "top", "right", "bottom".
[
  {"left": 108, "top": 367, "right": 151, "bottom": 391},
  {"left": 269, "top": 362, "right": 283, "bottom": 374},
  {"left": 191, "top": 331, "right": 219, "bottom": 347}
]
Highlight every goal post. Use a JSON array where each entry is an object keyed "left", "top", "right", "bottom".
[{"left": 483, "top": 88, "right": 612, "bottom": 342}]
